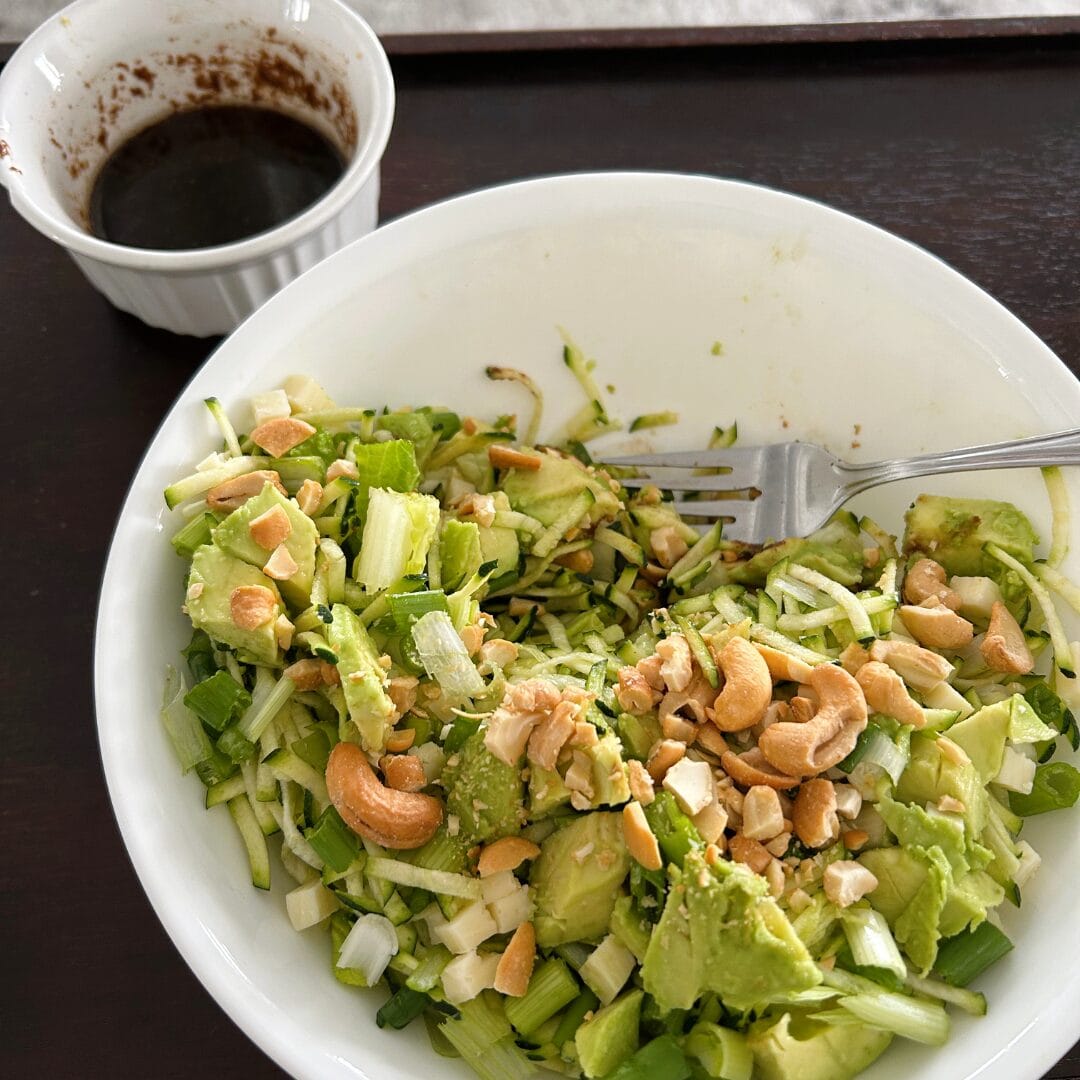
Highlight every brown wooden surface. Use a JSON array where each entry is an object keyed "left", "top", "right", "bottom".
[{"left": 3, "top": 33, "right": 1079, "bottom": 1080}]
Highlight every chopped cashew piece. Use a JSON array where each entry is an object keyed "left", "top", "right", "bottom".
[
  {"left": 627, "top": 759, "right": 656, "bottom": 805},
  {"left": 385, "top": 729, "right": 417, "bottom": 753},
  {"left": 754, "top": 642, "right": 815, "bottom": 685},
  {"left": 488, "top": 445, "right": 542, "bottom": 471},
  {"left": 823, "top": 861, "right": 879, "bottom": 908},
  {"left": 326, "top": 742, "right": 443, "bottom": 849},
  {"left": 325, "top": 458, "right": 360, "bottom": 483},
  {"left": 250, "top": 416, "right": 317, "bottom": 457},
  {"left": 729, "top": 833, "right": 772, "bottom": 874},
  {"left": 494, "top": 923, "right": 536, "bottom": 997},
  {"left": 296, "top": 478, "right": 323, "bottom": 516},
  {"left": 856, "top": 661, "right": 926, "bottom": 728},
  {"left": 274, "top": 614, "right": 295, "bottom": 651},
  {"left": 382, "top": 755, "right": 427, "bottom": 793},
  {"left": 839, "top": 642, "right": 869, "bottom": 676},
  {"left": 694, "top": 722, "right": 729, "bottom": 759},
  {"left": 764, "top": 858, "right": 786, "bottom": 898},
  {"left": 741, "top": 785, "right": 786, "bottom": 841},
  {"left": 899, "top": 602, "right": 974, "bottom": 651},
  {"left": 842, "top": 829, "right": 870, "bottom": 851},
  {"left": 229, "top": 585, "right": 278, "bottom": 630},
  {"left": 263, "top": 543, "right": 299, "bottom": 581},
  {"left": 387, "top": 675, "right": 419, "bottom": 722},
  {"left": 442, "top": 951, "right": 501, "bottom": 1004},
  {"left": 662, "top": 757, "right": 714, "bottom": 816},
  {"left": 650, "top": 525, "right": 689, "bottom": 569},
  {"left": 207, "top": 469, "right": 286, "bottom": 511},
  {"left": 248, "top": 504, "right": 293, "bottom": 550},
  {"left": 833, "top": 783, "right": 863, "bottom": 821},
  {"left": 555, "top": 548, "right": 594, "bottom": 573},
  {"left": 903, "top": 558, "right": 962, "bottom": 611},
  {"left": 868, "top": 638, "right": 953, "bottom": 691},
  {"left": 527, "top": 702, "right": 578, "bottom": 770},
  {"left": 692, "top": 797, "right": 729, "bottom": 844},
  {"left": 646, "top": 739, "right": 686, "bottom": 782},
  {"left": 711, "top": 636, "right": 772, "bottom": 732},
  {"left": 484, "top": 679, "right": 580, "bottom": 765},
  {"left": 283, "top": 659, "right": 327, "bottom": 691},
  {"left": 479, "top": 638, "right": 519, "bottom": 669},
  {"left": 623, "top": 802, "right": 663, "bottom": 871},
  {"left": 478, "top": 836, "right": 541, "bottom": 878},
  {"left": 456, "top": 492, "right": 497, "bottom": 527},
  {"left": 657, "top": 634, "right": 694, "bottom": 692},
  {"left": 792, "top": 778, "right": 840, "bottom": 850},
  {"left": 721, "top": 747, "right": 801, "bottom": 791},
  {"left": 616, "top": 665, "right": 662, "bottom": 713},
  {"left": 981, "top": 601, "right": 1035, "bottom": 674}
]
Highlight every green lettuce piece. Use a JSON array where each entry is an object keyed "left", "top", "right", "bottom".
[
  {"left": 1005, "top": 694, "right": 1060, "bottom": 744},
  {"left": 377, "top": 412, "right": 437, "bottom": 465},
  {"left": 353, "top": 439, "right": 421, "bottom": 516},
  {"left": 354, "top": 487, "right": 440, "bottom": 592},
  {"left": 894, "top": 845, "right": 952, "bottom": 974},
  {"left": 642, "top": 852, "right": 821, "bottom": 1012},
  {"left": 440, "top": 519, "right": 482, "bottom": 591}
]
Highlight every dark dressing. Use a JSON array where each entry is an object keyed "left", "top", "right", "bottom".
[{"left": 88, "top": 105, "right": 346, "bottom": 250}]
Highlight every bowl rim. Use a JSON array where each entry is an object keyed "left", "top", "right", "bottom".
[
  {"left": 0, "top": 0, "right": 395, "bottom": 272},
  {"left": 94, "top": 170, "right": 1080, "bottom": 1080}
]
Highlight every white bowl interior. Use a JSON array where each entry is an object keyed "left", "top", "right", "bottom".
[
  {"left": 0, "top": 0, "right": 382, "bottom": 236},
  {"left": 96, "top": 174, "right": 1080, "bottom": 1080}
]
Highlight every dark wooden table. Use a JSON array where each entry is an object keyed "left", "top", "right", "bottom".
[{"left": 4, "top": 29, "right": 1079, "bottom": 1080}]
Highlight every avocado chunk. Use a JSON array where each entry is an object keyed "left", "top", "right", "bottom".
[
  {"left": 642, "top": 852, "right": 821, "bottom": 1012},
  {"left": 528, "top": 764, "right": 572, "bottom": 817},
  {"left": 858, "top": 846, "right": 930, "bottom": 924},
  {"left": 531, "top": 812, "right": 631, "bottom": 947},
  {"left": 610, "top": 895, "right": 652, "bottom": 962},
  {"left": 213, "top": 481, "right": 318, "bottom": 607},
  {"left": 902, "top": 494, "right": 1037, "bottom": 586},
  {"left": 574, "top": 988, "right": 643, "bottom": 1078},
  {"left": 443, "top": 730, "right": 526, "bottom": 843},
  {"left": 478, "top": 524, "right": 520, "bottom": 581},
  {"left": 747, "top": 1012, "right": 892, "bottom": 1080},
  {"left": 440, "top": 519, "right": 482, "bottom": 591},
  {"left": 502, "top": 452, "right": 620, "bottom": 528},
  {"left": 326, "top": 603, "right": 395, "bottom": 752},
  {"left": 578, "top": 732, "right": 632, "bottom": 808},
  {"left": 729, "top": 512, "right": 866, "bottom": 587},
  {"left": 685, "top": 1021, "right": 754, "bottom": 1080},
  {"left": 186, "top": 545, "right": 282, "bottom": 665}
]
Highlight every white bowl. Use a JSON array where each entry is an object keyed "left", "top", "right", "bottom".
[
  {"left": 95, "top": 173, "right": 1080, "bottom": 1080},
  {"left": 0, "top": 0, "right": 393, "bottom": 336}
]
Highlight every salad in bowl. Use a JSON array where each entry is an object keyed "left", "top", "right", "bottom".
[{"left": 157, "top": 350, "right": 1080, "bottom": 1080}]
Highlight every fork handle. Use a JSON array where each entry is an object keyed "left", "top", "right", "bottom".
[{"left": 837, "top": 428, "right": 1080, "bottom": 496}]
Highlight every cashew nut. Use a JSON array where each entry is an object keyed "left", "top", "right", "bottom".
[
  {"left": 381, "top": 754, "right": 428, "bottom": 793},
  {"left": 326, "top": 458, "right": 360, "bottom": 483},
  {"left": 326, "top": 742, "right": 443, "bottom": 849},
  {"left": 651, "top": 525, "right": 689, "bottom": 569},
  {"left": 899, "top": 603, "right": 974, "bottom": 651},
  {"left": 527, "top": 701, "right": 577, "bottom": 770},
  {"left": 754, "top": 642, "right": 815, "bottom": 685},
  {"left": 867, "top": 638, "right": 953, "bottom": 691},
  {"left": 206, "top": 470, "right": 287, "bottom": 511},
  {"left": 720, "top": 747, "right": 801, "bottom": 790},
  {"left": 248, "top": 504, "right": 293, "bottom": 550},
  {"left": 903, "top": 558, "right": 962, "bottom": 611},
  {"left": 250, "top": 416, "right": 317, "bottom": 458},
  {"left": 657, "top": 634, "right": 693, "bottom": 692},
  {"left": 729, "top": 833, "right": 772, "bottom": 874},
  {"left": 296, "top": 478, "right": 323, "bottom": 516},
  {"left": 229, "top": 585, "right": 278, "bottom": 630},
  {"left": 477, "top": 836, "right": 541, "bottom": 878},
  {"left": 623, "top": 801, "right": 663, "bottom": 871},
  {"left": 694, "top": 722, "right": 729, "bottom": 760},
  {"left": 488, "top": 445, "right": 542, "bottom": 471},
  {"left": 659, "top": 671, "right": 715, "bottom": 733},
  {"left": 627, "top": 759, "right": 656, "bottom": 805},
  {"left": 494, "top": 922, "right": 536, "bottom": 997},
  {"left": 263, "top": 544, "right": 299, "bottom": 581},
  {"left": 757, "top": 664, "right": 868, "bottom": 777},
  {"left": 856, "top": 660, "right": 926, "bottom": 728},
  {"left": 981, "top": 601, "right": 1035, "bottom": 674},
  {"left": 823, "top": 860, "right": 878, "bottom": 908},
  {"left": 615, "top": 665, "right": 662, "bottom": 713},
  {"left": 646, "top": 739, "right": 686, "bottom": 782},
  {"left": 555, "top": 548, "right": 594, "bottom": 574},
  {"left": 792, "top": 778, "right": 840, "bottom": 849},
  {"left": 741, "top": 785, "right": 786, "bottom": 841},
  {"left": 839, "top": 642, "right": 869, "bottom": 676},
  {"left": 710, "top": 636, "right": 773, "bottom": 732}
]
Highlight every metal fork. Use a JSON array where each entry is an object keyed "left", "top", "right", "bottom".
[{"left": 603, "top": 429, "right": 1080, "bottom": 545}]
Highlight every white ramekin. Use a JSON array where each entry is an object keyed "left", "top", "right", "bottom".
[{"left": 0, "top": 0, "right": 394, "bottom": 336}]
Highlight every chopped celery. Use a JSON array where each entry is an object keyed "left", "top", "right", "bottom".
[
  {"left": 305, "top": 806, "right": 361, "bottom": 873},
  {"left": 183, "top": 669, "right": 251, "bottom": 732},
  {"left": 440, "top": 994, "right": 539, "bottom": 1080},
  {"left": 505, "top": 958, "right": 580, "bottom": 1035},
  {"left": 377, "top": 986, "right": 430, "bottom": 1030},
  {"left": 366, "top": 856, "right": 482, "bottom": 900},
  {"left": 411, "top": 610, "right": 485, "bottom": 703},
  {"left": 390, "top": 589, "right": 450, "bottom": 631},
  {"left": 838, "top": 991, "right": 950, "bottom": 1045},
  {"left": 171, "top": 511, "right": 216, "bottom": 557},
  {"left": 237, "top": 671, "right": 295, "bottom": 742}
]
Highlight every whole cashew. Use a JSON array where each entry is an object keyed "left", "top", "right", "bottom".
[
  {"left": 903, "top": 558, "right": 962, "bottom": 611},
  {"left": 981, "top": 601, "right": 1035, "bottom": 674},
  {"left": 757, "top": 664, "right": 868, "bottom": 777},
  {"left": 855, "top": 660, "right": 926, "bottom": 728},
  {"left": 326, "top": 742, "right": 443, "bottom": 850},
  {"left": 710, "top": 636, "right": 773, "bottom": 732},
  {"left": 721, "top": 747, "right": 801, "bottom": 790}
]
